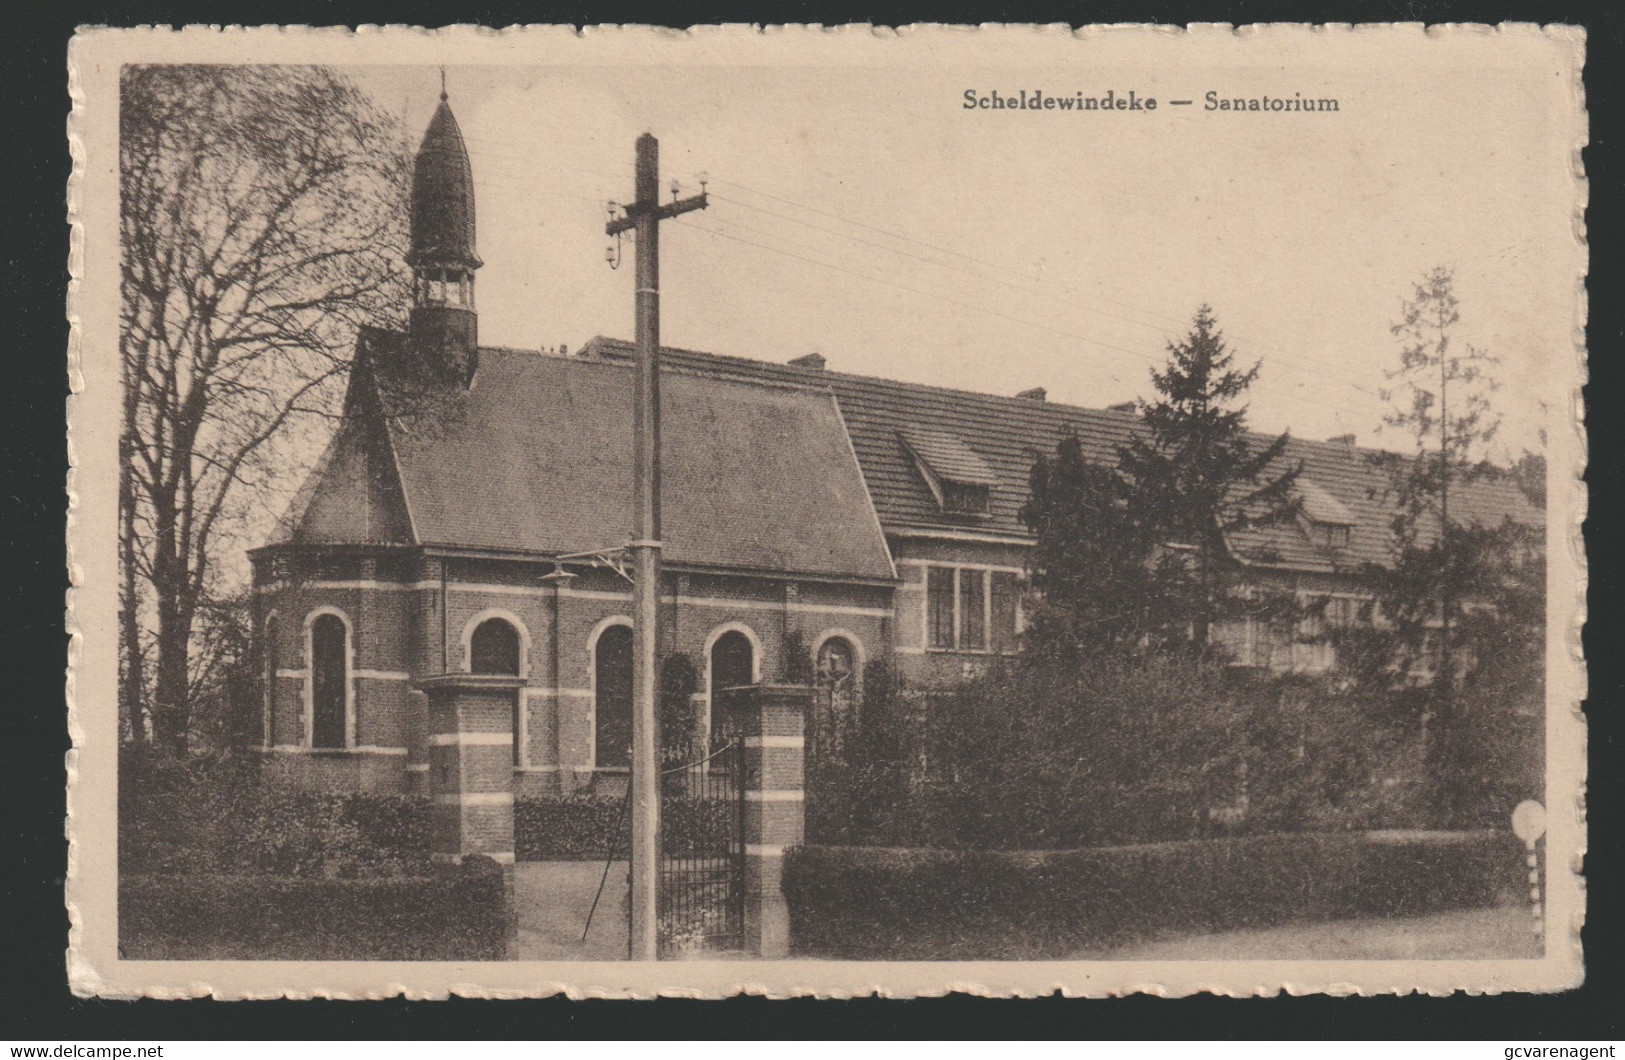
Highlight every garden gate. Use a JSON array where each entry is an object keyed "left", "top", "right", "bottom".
[{"left": 654, "top": 690, "right": 747, "bottom": 957}]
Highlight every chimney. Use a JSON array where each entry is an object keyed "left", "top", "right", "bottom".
[
  {"left": 1328, "top": 433, "right": 1356, "bottom": 447},
  {"left": 1108, "top": 401, "right": 1137, "bottom": 414},
  {"left": 1015, "top": 386, "right": 1047, "bottom": 402},
  {"left": 789, "top": 352, "right": 826, "bottom": 370}
]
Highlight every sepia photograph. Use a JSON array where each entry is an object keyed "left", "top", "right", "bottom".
[{"left": 66, "top": 24, "right": 1586, "bottom": 997}]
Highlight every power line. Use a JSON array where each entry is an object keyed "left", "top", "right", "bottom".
[
  {"left": 670, "top": 214, "right": 1377, "bottom": 424},
  {"left": 459, "top": 142, "right": 1382, "bottom": 397}
]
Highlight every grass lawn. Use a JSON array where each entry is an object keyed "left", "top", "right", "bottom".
[{"left": 1083, "top": 903, "right": 1542, "bottom": 961}]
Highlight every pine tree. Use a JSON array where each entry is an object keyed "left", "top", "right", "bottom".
[{"left": 1118, "top": 305, "right": 1302, "bottom": 652}]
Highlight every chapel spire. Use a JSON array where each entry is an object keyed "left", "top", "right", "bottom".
[{"left": 407, "top": 85, "right": 482, "bottom": 385}]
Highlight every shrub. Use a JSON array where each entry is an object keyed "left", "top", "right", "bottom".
[
  {"left": 119, "top": 862, "right": 507, "bottom": 960},
  {"left": 119, "top": 745, "right": 434, "bottom": 877},
  {"left": 808, "top": 656, "right": 1441, "bottom": 849},
  {"left": 783, "top": 831, "right": 1522, "bottom": 960},
  {"left": 515, "top": 793, "right": 740, "bottom": 861}
]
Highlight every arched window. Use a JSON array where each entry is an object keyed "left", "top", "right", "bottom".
[
  {"left": 710, "top": 630, "right": 755, "bottom": 695},
  {"left": 813, "top": 636, "right": 860, "bottom": 760},
  {"left": 470, "top": 617, "right": 521, "bottom": 675},
  {"left": 309, "top": 613, "right": 348, "bottom": 750},
  {"left": 594, "top": 624, "right": 634, "bottom": 769},
  {"left": 262, "top": 615, "right": 279, "bottom": 748}
]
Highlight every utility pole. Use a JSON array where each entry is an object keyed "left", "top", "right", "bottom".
[{"left": 606, "top": 133, "right": 707, "bottom": 960}]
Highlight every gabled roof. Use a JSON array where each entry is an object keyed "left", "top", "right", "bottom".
[
  {"left": 581, "top": 336, "right": 1543, "bottom": 575},
  {"left": 298, "top": 336, "right": 895, "bottom": 583}
]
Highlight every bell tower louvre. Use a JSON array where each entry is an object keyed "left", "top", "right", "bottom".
[{"left": 407, "top": 84, "right": 483, "bottom": 385}]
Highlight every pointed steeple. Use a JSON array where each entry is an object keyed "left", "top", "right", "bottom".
[{"left": 408, "top": 87, "right": 482, "bottom": 385}]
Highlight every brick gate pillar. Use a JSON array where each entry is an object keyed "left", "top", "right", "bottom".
[
  {"left": 733, "top": 684, "right": 810, "bottom": 958},
  {"left": 416, "top": 672, "right": 524, "bottom": 955},
  {"left": 416, "top": 673, "right": 524, "bottom": 861}
]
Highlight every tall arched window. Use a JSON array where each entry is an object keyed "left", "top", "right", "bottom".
[
  {"left": 470, "top": 617, "right": 521, "bottom": 675},
  {"left": 594, "top": 624, "right": 634, "bottom": 769},
  {"left": 710, "top": 630, "right": 755, "bottom": 693},
  {"left": 262, "top": 615, "right": 280, "bottom": 748},
  {"left": 309, "top": 613, "right": 348, "bottom": 749}
]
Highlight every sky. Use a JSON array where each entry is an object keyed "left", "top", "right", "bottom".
[{"left": 346, "top": 46, "right": 1578, "bottom": 462}]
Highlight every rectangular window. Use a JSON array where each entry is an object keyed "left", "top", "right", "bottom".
[
  {"left": 991, "top": 572, "right": 1020, "bottom": 653},
  {"left": 942, "top": 482, "right": 990, "bottom": 515},
  {"left": 927, "top": 567, "right": 956, "bottom": 650},
  {"left": 960, "top": 569, "right": 987, "bottom": 650}
]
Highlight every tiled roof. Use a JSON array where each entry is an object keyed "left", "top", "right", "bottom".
[
  {"left": 581, "top": 337, "right": 1542, "bottom": 575},
  {"left": 1298, "top": 477, "right": 1357, "bottom": 526},
  {"left": 361, "top": 341, "right": 896, "bottom": 582},
  {"left": 899, "top": 427, "right": 1000, "bottom": 487}
]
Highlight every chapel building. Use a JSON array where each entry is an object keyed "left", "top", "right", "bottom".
[{"left": 250, "top": 93, "right": 1542, "bottom": 796}]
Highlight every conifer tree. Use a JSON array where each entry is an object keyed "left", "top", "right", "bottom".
[
  {"left": 1020, "top": 434, "right": 1154, "bottom": 659},
  {"left": 1118, "top": 305, "right": 1302, "bottom": 652}
]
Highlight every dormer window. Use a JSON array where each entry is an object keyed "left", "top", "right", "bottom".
[
  {"left": 1319, "top": 523, "right": 1352, "bottom": 549},
  {"left": 1296, "top": 478, "right": 1356, "bottom": 552},
  {"left": 898, "top": 428, "right": 998, "bottom": 518},
  {"left": 942, "top": 481, "right": 991, "bottom": 515}
]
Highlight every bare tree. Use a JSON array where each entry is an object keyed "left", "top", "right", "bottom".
[
  {"left": 1378, "top": 266, "right": 1501, "bottom": 686},
  {"left": 119, "top": 65, "right": 409, "bottom": 750}
]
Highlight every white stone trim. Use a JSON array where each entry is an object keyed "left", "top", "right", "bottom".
[
  {"left": 436, "top": 792, "right": 514, "bottom": 807},
  {"left": 810, "top": 628, "right": 868, "bottom": 675},
  {"left": 896, "top": 557, "right": 1026, "bottom": 575},
  {"left": 890, "top": 528, "right": 1035, "bottom": 546},
  {"left": 745, "top": 844, "right": 786, "bottom": 857},
  {"left": 587, "top": 615, "right": 635, "bottom": 772},
  {"left": 354, "top": 669, "right": 412, "bottom": 682},
  {"left": 429, "top": 732, "right": 513, "bottom": 747},
  {"left": 275, "top": 667, "right": 305, "bottom": 680},
  {"left": 894, "top": 646, "right": 927, "bottom": 656},
  {"left": 302, "top": 605, "right": 355, "bottom": 750},
  {"left": 743, "top": 735, "right": 804, "bottom": 748},
  {"left": 525, "top": 687, "right": 593, "bottom": 698},
  {"left": 682, "top": 595, "right": 890, "bottom": 619},
  {"left": 460, "top": 608, "right": 531, "bottom": 678},
  {"left": 744, "top": 790, "right": 805, "bottom": 802},
  {"left": 261, "top": 610, "right": 281, "bottom": 751},
  {"left": 515, "top": 764, "right": 598, "bottom": 773},
  {"left": 406, "top": 763, "right": 431, "bottom": 773},
  {"left": 705, "top": 621, "right": 763, "bottom": 689},
  {"left": 258, "top": 578, "right": 891, "bottom": 615}
]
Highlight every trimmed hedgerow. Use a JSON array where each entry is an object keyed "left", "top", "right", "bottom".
[
  {"left": 782, "top": 831, "right": 1522, "bottom": 960},
  {"left": 516, "top": 794, "right": 741, "bottom": 861},
  {"left": 119, "top": 860, "right": 508, "bottom": 961},
  {"left": 118, "top": 749, "right": 434, "bottom": 878}
]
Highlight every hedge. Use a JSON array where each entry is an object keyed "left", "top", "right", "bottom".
[
  {"left": 516, "top": 794, "right": 740, "bottom": 861},
  {"left": 783, "top": 830, "right": 1523, "bottom": 960},
  {"left": 119, "top": 750, "right": 436, "bottom": 878},
  {"left": 120, "top": 861, "right": 509, "bottom": 961}
]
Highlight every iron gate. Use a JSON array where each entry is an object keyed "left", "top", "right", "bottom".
[{"left": 655, "top": 694, "right": 746, "bottom": 957}]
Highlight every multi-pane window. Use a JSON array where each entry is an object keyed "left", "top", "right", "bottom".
[
  {"left": 924, "top": 565, "right": 1021, "bottom": 653},
  {"left": 959, "top": 569, "right": 986, "bottom": 650},
  {"left": 927, "top": 567, "right": 956, "bottom": 649},
  {"left": 991, "top": 572, "right": 1021, "bottom": 654}
]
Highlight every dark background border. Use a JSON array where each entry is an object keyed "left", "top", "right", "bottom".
[{"left": 3, "top": 0, "right": 1617, "bottom": 1038}]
